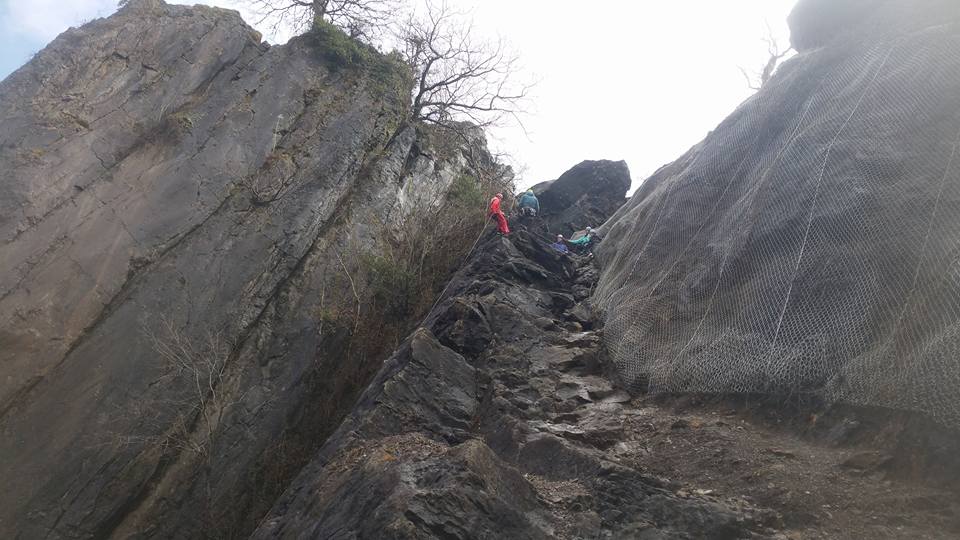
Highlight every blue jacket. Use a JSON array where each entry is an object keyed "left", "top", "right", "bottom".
[
  {"left": 518, "top": 192, "right": 540, "bottom": 212},
  {"left": 551, "top": 241, "right": 569, "bottom": 254}
]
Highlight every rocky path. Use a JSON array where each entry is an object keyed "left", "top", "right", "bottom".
[{"left": 254, "top": 223, "right": 960, "bottom": 539}]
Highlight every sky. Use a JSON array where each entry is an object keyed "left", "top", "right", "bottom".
[{"left": 0, "top": 0, "right": 798, "bottom": 191}]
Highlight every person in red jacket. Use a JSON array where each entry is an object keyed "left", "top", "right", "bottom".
[{"left": 488, "top": 192, "right": 510, "bottom": 235}]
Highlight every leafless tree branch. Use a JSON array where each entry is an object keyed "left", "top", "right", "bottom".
[
  {"left": 739, "top": 21, "right": 792, "bottom": 91},
  {"left": 398, "top": 0, "right": 533, "bottom": 133},
  {"left": 246, "top": 0, "right": 400, "bottom": 42},
  {"left": 109, "top": 317, "right": 248, "bottom": 459}
]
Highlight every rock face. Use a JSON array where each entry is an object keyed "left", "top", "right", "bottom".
[
  {"left": 0, "top": 1, "right": 504, "bottom": 537},
  {"left": 253, "top": 222, "right": 774, "bottom": 539},
  {"left": 595, "top": 0, "right": 960, "bottom": 427},
  {"left": 531, "top": 160, "right": 630, "bottom": 236},
  {"left": 787, "top": 0, "right": 955, "bottom": 52}
]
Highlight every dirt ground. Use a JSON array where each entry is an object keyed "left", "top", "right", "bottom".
[{"left": 604, "top": 395, "right": 960, "bottom": 539}]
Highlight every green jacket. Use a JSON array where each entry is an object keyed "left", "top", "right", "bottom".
[{"left": 569, "top": 234, "right": 591, "bottom": 246}]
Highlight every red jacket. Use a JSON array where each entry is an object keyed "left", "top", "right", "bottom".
[{"left": 489, "top": 197, "right": 502, "bottom": 216}]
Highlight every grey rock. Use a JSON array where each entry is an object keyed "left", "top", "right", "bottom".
[
  {"left": 253, "top": 193, "right": 772, "bottom": 538},
  {"left": 0, "top": 2, "right": 502, "bottom": 537},
  {"left": 787, "top": 0, "right": 956, "bottom": 52},
  {"left": 840, "top": 451, "right": 893, "bottom": 473},
  {"left": 565, "top": 302, "right": 594, "bottom": 326},
  {"left": 532, "top": 160, "right": 631, "bottom": 237},
  {"left": 787, "top": 0, "right": 883, "bottom": 51},
  {"left": 594, "top": 0, "right": 960, "bottom": 428}
]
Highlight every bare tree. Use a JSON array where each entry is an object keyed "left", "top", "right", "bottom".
[
  {"left": 739, "top": 22, "right": 792, "bottom": 91},
  {"left": 100, "top": 317, "right": 248, "bottom": 459},
  {"left": 247, "top": 0, "right": 400, "bottom": 40},
  {"left": 398, "top": 1, "right": 533, "bottom": 135}
]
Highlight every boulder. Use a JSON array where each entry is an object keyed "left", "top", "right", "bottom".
[
  {"left": 787, "top": 0, "right": 883, "bottom": 51},
  {"left": 532, "top": 160, "right": 630, "bottom": 236},
  {"left": 788, "top": 0, "right": 958, "bottom": 51}
]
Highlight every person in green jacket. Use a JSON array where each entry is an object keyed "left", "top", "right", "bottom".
[{"left": 568, "top": 227, "right": 598, "bottom": 254}]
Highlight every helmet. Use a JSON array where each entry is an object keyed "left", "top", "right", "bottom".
[
  {"left": 495, "top": 193, "right": 503, "bottom": 199},
  {"left": 527, "top": 189, "right": 534, "bottom": 194},
  {"left": 557, "top": 234, "right": 564, "bottom": 239},
  {"left": 586, "top": 226, "right": 593, "bottom": 233}
]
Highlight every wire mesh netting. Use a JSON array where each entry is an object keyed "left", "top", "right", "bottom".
[{"left": 594, "top": 14, "right": 960, "bottom": 426}]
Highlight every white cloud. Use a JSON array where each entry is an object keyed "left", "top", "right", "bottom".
[{"left": 445, "top": 0, "right": 800, "bottom": 190}]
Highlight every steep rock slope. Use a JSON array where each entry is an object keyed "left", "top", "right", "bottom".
[
  {"left": 0, "top": 1, "right": 503, "bottom": 537},
  {"left": 595, "top": 0, "right": 960, "bottom": 427},
  {"left": 250, "top": 168, "right": 960, "bottom": 539},
  {"left": 252, "top": 190, "right": 782, "bottom": 539}
]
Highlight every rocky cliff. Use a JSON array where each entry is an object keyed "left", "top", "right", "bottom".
[
  {"left": 249, "top": 189, "right": 960, "bottom": 538},
  {"left": 249, "top": 196, "right": 786, "bottom": 539},
  {"left": 595, "top": 0, "right": 960, "bottom": 428},
  {"left": 7, "top": 0, "right": 960, "bottom": 536},
  {"left": 0, "top": 1, "right": 507, "bottom": 537}
]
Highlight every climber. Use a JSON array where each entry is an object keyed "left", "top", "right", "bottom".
[
  {"left": 488, "top": 192, "right": 510, "bottom": 235},
  {"left": 588, "top": 226, "right": 603, "bottom": 243},
  {"left": 551, "top": 234, "right": 570, "bottom": 254},
  {"left": 568, "top": 226, "right": 596, "bottom": 253},
  {"left": 517, "top": 189, "right": 540, "bottom": 217}
]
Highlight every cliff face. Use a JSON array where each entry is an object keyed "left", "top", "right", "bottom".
[
  {"left": 248, "top": 181, "right": 779, "bottom": 539},
  {"left": 0, "top": 1, "right": 504, "bottom": 536},
  {"left": 8, "top": 0, "right": 960, "bottom": 535},
  {"left": 595, "top": 0, "right": 960, "bottom": 426}
]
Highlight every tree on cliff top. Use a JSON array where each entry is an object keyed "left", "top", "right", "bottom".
[
  {"left": 244, "top": 0, "right": 532, "bottom": 136},
  {"left": 739, "top": 22, "right": 792, "bottom": 90},
  {"left": 249, "top": 0, "right": 400, "bottom": 40},
  {"left": 398, "top": 1, "right": 532, "bottom": 135}
]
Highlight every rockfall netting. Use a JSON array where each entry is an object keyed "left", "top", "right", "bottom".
[{"left": 594, "top": 2, "right": 960, "bottom": 426}]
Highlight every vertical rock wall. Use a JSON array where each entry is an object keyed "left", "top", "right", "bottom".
[{"left": 0, "top": 1, "right": 502, "bottom": 536}]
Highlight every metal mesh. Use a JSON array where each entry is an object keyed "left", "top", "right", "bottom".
[{"left": 595, "top": 20, "right": 960, "bottom": 426}]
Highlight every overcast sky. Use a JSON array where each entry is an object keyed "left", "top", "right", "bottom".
[{"left": 0, "top": 0, "right": 798, "bottom": 190}]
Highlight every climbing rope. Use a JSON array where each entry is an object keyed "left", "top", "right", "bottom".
[{"left": 423, "top": 220, "right": 491, "bottom": 319}]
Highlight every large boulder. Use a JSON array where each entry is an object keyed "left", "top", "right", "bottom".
[
  {"left": 788, "top": 0, "right": 957, "bottom": 51},
  {"left": 531, "top": 160, "right": 630, "bottom": 236},
  {"left": 595, "top": 0, "right": 960, "bottom": 427},
  {"left": 787, "top": 0, "right": 883, "bottom": 51}
]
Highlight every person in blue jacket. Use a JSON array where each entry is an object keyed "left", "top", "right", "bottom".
[
  {"left": 551, "top": 234, "right": 570, "bottom": 254},
  {"left": 517, "top": 189, "right": 540, "bottom": 217}
]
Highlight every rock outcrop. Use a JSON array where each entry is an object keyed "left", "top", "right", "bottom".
[
  {"left": 0, "top": 1, "right": 506, "bottom": 537},
  {"left": 253, "top": 220, "right": 776, "bottom": 539},
  {"left": 594, "top": 0, "right": 960, "bottom": 427},
  {"left": 531, "top": 160, "right": 630, "bottom": 236},
  {"left": 9, "top": 0, "right": 960, "bottom": 535}
]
